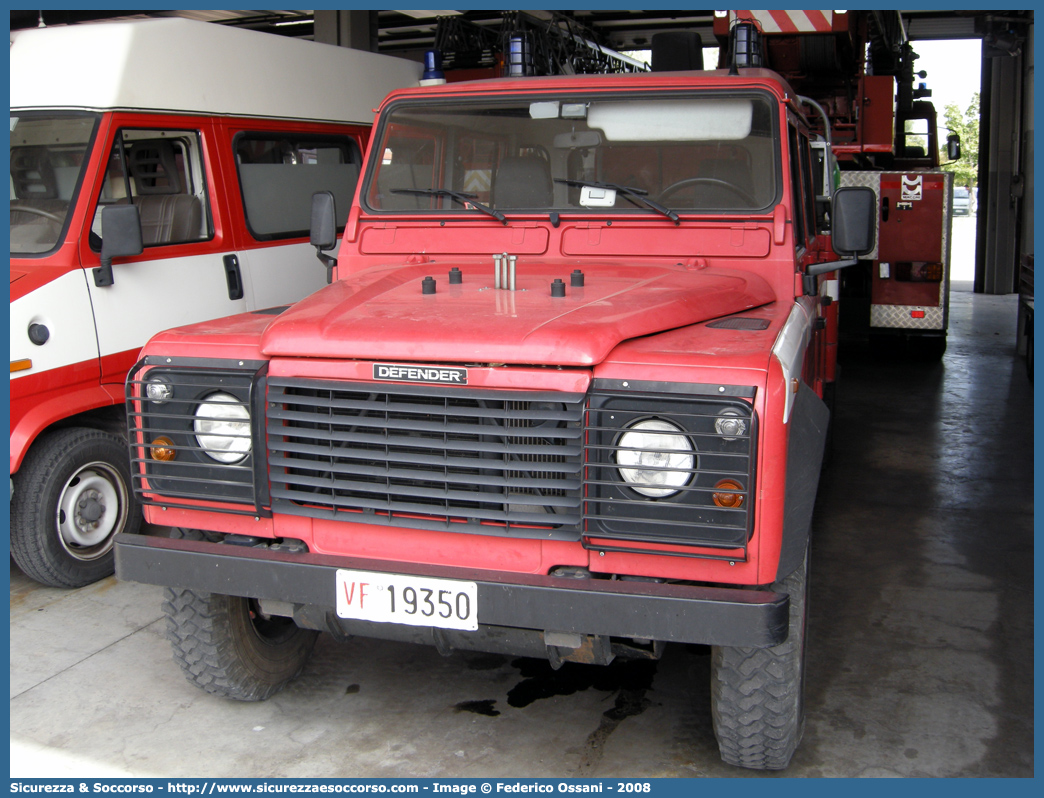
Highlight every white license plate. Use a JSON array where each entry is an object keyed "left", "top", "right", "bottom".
[{"left": 335, "top": 569, "right": 479, "bottom": 631}]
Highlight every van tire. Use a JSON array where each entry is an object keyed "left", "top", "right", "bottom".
[
  {"left": 10, "top": 427, "right": 140, "bottom": 588},
  {"left": 710, "top": 547, "right": 809, "bottom": 770},
  {"left": 163, "top": 587, "right": 318, "bottom": 701}
]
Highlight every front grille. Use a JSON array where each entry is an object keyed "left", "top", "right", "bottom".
[
  {"left": 584, "top": 391, "right": 757, "bottom": 554},
  {"left": 267, "top": 378, "right": 584, "bottom": 538}
]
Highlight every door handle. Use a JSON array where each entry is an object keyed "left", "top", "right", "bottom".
[{"left": 223, "top": 254, "right": 244, "bottom": 300}]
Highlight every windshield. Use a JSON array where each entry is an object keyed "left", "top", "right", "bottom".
[
  {"left": 365, "top": 92, "right": 779, "bottom": 217},
  {"left": 10, "top": 113, "right": 99, "bottom": 255}
]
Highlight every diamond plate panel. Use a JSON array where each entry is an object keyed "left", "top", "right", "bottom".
[
  {"left": 870, "top": 304, "right": 945, "bottom": 330},
  {"left": 838, "top": 171, "right": 883, "bottom": 190},
  {"left": 939, "top": 171, "right": 953, "bottom": 314}
]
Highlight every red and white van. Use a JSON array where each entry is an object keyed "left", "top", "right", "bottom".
[{"left": 9, "top": 18, "right": 421, "bottom": 587}]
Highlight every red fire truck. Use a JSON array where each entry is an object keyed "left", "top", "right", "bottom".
[
  {"left": 713, "top": 11, "right": 956, "bottom": 358},
  {"left": 116, "top": 58, "right": 878, "bottom": 768}
]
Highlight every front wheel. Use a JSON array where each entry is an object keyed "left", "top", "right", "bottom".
[
  {"left": 163, "top": 587, "right": 318, "bottom": 701},
  {"left": 711, "top": 547, "right": 810, "bottom": 770},
  {"left": 10, "top": 427, "right": 141, "bottom": 588}
]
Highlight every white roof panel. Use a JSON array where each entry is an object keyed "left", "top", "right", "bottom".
[{"left": 10, "top": 18, "right": 422, "bottom": 123}]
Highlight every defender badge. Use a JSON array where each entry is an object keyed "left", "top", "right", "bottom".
[{"left": 373, "top": 363, "right": 468, "bottom": 385}]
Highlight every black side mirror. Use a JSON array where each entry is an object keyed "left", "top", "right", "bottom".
[
  {"left": 805, "top": 186, "right": 877, "bottom": 289},
  {"left": 946, "top": 133, "right": 961, "bottom": 162},
  {"left": 310, "top": 191, "right": 338, "bottom": 284},
  {"left": 831, "top": 186, "right": 876, "bottom": 257},
  {"left": 94, "top": 204, "right": 143, "bottom": 287}
]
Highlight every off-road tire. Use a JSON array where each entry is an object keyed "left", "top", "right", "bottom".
[
  {"left": 163, "top": 587, "right": 318, "bottom": 701},
  {"left": 10, "top": 427, "right": 140, "bottom": 588},
  {"left": 711, "top": 548, "right": 809, "bottom": 770}
]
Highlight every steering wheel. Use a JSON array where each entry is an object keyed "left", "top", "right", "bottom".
[
  {"left": 11, "top": 205, "right": 63, "bottom": 222},
  {"left": 657, "top": 177, "right": 757, "bottom": 207}
]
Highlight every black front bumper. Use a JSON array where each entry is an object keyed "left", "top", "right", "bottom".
[{"left": 115, "top": 533, "right": 788, "bottom": 648}]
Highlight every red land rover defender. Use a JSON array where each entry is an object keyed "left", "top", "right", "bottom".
[{"left": 116, "top": 70, "right": 874, "bottom": 770}]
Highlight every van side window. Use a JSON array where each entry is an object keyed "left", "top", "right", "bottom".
[
  {"left": 92, "top": 129, "right": 212, "bottom": 249},
  {"left": 235, "top": 133, "right": 362, "bottom": 239}
]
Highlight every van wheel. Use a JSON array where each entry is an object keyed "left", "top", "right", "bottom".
[
  {"left": 163, "top": 587, "right": 318, "bottom": 701},
  {"left": 711, "top": 548, "right": 809, "bottom": 770},
  {"left": 10, "top": 427, "right": 140, "bottom": 588}
]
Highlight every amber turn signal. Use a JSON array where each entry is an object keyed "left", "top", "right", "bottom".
[
  {"left": 150, "top": 436, "right": 176, "bottom": 462},
  {"left": 712, "top": 478, "right": 745, "bottom": 508}
]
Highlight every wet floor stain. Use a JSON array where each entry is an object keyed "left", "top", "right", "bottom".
[
  {"left": 506, "top": 657, "right": 658, "bottom": 770},
  {"left": 449, "top": 657, "right": 660, "bottom": 766},
  {"left": 454, "top": 699, "right": 501, "bottom": 717},
  {"left": 507, "top": 657, "right": 658, "bottom": 711}
]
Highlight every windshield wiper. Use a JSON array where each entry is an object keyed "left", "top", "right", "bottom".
[
  {"left": 553, "top": 178, "right": 680, "bottom": 224},
  {"left": 390, "top": 188, "right": 506, "bottom": 224}
]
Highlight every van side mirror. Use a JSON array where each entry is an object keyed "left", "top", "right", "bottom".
[
  {"left": 946, "top": 133, "right": 961, "bottom": 162},
  {"left": 310, "top": 191, "right": 338, "bottom": 284},
  {"left": 94, "top": 204, "right": 143, "bottom": 288},
  {"left": 830, "top": 186, "right": 876, "bottom": 257}
]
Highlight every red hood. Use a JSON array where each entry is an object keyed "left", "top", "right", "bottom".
[{"left": 260, "top": 262, "right": 776, "bottom": 366}]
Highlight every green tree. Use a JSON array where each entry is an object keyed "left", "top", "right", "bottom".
[{"left": 942, "top": 93, "right": 979, "bottom": 187}]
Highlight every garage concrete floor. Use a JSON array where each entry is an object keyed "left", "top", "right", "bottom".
[{"left": 9, "top": 287, "right": 1033, "bottom": 778}]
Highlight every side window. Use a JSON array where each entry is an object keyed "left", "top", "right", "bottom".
[
  {"left": 808, "top": 142, "right": 832, "bottom": 232},
  {"left": 92, "top": 129, "right": 211, "bottom": 249},
  {"left": 787, "top": 124, "right": 806, "bottom": 249},
  {"left": 798, "top": 133, "right": 819, "bottom": 237},
  {"left": 900, "top": 117, "right": 930, "bottom": 158},
  {"left": 235, "top": 133, "right": 361, "bottom": 239}
]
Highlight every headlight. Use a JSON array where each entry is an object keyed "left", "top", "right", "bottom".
[
  {"left": 146, "top": 377, "right": 173, "bottom": 403},
  {"left": 715, "top": 408, "right": 747, "bottom": 440},
  {"left": 193, "top": 392, "right": 251, "bottom": 464},
  {"left": 614, "top": 418, "right": 694, "bottom": 498}
]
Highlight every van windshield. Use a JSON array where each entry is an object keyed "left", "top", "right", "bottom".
[
  {"left": 10, "top": 113, "right": 99, "bottom": 255},
  {"left": 365, "top": 92, "right": 779, "bottom": 217}
]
